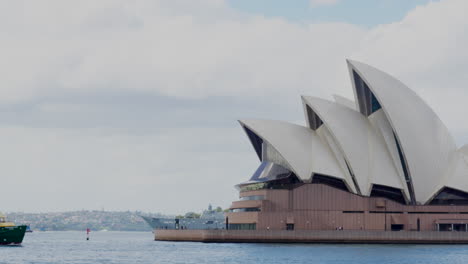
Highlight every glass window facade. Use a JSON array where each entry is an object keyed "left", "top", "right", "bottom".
[
  {"left": 306, "top": 105, "right": 323, "bottom": 130},
  {"left": 250, "top": 161, "right": 292, "bottom": 182},
  {"left": 437, "top": 223, "right": 468, "bottom": 232},
  {"left": 243, "top": 126, "right": 263, "bottom": 161},
  {"left": 370, "top": 184, "right": 406, "bottom": 204},
  {"left": 229, "top": 208, "right": 261, "bottom": 213},
  {"left": 430, "top": 187, "right": 468, "bottom": 205},
  {"left": 240, "top": 195, "right": 265, "bottom": 201},
  {"left": 353, "top": 70, "right": 382, "bottom": 116},
  {"left": 371, "top": 94, "right": 382, "bottom": 113},
  {"left": 239, "top": 173, "right": 302, "bottom": 192},
  {"left": 311, "top": 173, "right": 349, "bottom": 191}
]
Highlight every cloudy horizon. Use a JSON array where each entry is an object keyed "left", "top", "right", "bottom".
[{"left": 2, "top": 0, "right": 468, "bottom": 215}]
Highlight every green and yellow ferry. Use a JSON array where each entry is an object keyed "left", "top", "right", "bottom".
[{"left": 0, "top": 213, "right": 26, "bottom": 245}]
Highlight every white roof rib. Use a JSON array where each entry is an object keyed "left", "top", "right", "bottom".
[
  {"left": 239, "top": 119, "right": 351, "bottom": 189},
  {"left": 368, "top": 109, "right": 409, "bottom": 197},
  {"left": 302, "top": 96, "right": 408, "bottom": 199},
  {"left": 347, "top": 60, "right": 457, "bottom": 204}
]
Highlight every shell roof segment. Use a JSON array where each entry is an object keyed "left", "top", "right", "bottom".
[
  {"left": 238, "top": 60, "right": 465, "bottom": 205},
  {"left": 239, "top": 119, "right": 351, "bottom": 189},
  {"left": 347, "top": 60, "right": 457, "bottom": 204},
  {"left": 302, "top": 96, "right": 408, "bottom": 200}
]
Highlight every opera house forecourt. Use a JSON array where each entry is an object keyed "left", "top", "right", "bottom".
[{"left": 155, "top": 60, "right": 468, "bottom": 243}]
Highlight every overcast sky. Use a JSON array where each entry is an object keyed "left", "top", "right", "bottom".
[{"left": 2, "top": 0, "right": 468, "bottom": 214}]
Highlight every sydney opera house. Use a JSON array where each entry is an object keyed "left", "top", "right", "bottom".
[{"left": 225, "top": 60, "right": 468, "bottom": 233}]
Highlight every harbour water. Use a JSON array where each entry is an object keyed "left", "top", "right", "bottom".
[{"left": 2, "top": 231, "right": 468, "bottom": 263}]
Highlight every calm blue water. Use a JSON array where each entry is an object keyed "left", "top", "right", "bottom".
[{"left": 2, "top": 231, "right": 468, "bottom": 263}]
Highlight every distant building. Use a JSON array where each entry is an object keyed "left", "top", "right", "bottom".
[{"left": 226, "top": 60, "right": 468, "bottom": 232}]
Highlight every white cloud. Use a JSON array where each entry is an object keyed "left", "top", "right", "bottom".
[
  {"left": 310, "top": 0, "right": 340, "bottom": 8},
  {"left": 0, "top": 125, "right": 250, "bottom": 214},
  {"left": 350, "top": 0, "right": 468, "bottom": 144},
  {"left": 0, "top": 0, "right": 365, "bottom": 104},
  {"left": 1, "top": 0, "right": 468, "bottom": 213}
]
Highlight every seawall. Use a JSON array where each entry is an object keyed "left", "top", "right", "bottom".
[{"left": 155, "top": 230, "right": 468, "bottom": 244}]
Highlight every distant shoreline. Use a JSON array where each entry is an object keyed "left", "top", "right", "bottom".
[{"left": 7, "top": 210, "right": 166, "bottom": 232}]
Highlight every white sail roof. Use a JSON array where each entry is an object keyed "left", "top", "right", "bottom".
[
  {"left": 238, "top": 60, "right": 467, "bottom": 205},
  {"left": 302, "top": 96, "right": 408, "bottom": 199},
  {"left": 239, "top": 119, "right": 353, "bottom": 191},
  {"left": 347, "top": 60, "right": 457, "bottom": 204}
]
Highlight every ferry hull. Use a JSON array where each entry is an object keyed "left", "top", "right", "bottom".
[{"left": 0, "top": 225, "right": 27, "bottom": 245}]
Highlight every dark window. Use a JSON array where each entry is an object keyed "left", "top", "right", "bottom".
[
  {"left": 391, "top": 224, "right": 404, "bottom": 231},
  {"left": 286, "top": 224, "right": 294, "bottom": 230},
  {"left": 263, "top": 172, "right": 302, "bottom": 190},
  {"left": 243, "top": 126, "right": 263, "bottom": 160},
  {"left": 437, "top": 223, "right": 468, "bottom": 232},
  {"left": 370, "top": 184, "right": 406, "bottom": 204},
  {"left": 312, "top": 174, "right": 349, "bottom": 191},
  {"left": 306, "top": 105, "right": 323, "bottom": 130},
  {"left": 353, "top": 70, "right": 381, "bottom": 116},
  {"left": 454, "top": 224, "right": 467, "bottom": 231},
  {"left": 439, "top": 224, "right": 452, "bottom": 231},
  {"left": 228, "top": 223, "right": 256, "bottom": 230},
  {"left": 371, "top": 94, "right": 382, "bottom": 113},
  {"left": 343, "top": 211, "right": 364, "bottom": 214},
  {"left": 429, "top": 187, "right": 468, "bottom": 205}
]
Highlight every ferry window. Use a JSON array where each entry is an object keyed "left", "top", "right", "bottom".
[{"left": 286, "top": 224, "right": 294, "bottom": 231}]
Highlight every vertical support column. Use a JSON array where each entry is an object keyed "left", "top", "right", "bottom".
[
  {"left": 384, "top": 200, "right": 387, "bottom": 231},
  {"left": 288, "top": 190, "right": 293, "bottom": 211}
]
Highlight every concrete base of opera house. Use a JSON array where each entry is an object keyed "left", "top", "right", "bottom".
[{"left": 154, "top": 229, "right": 468, "bottom": 244}]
